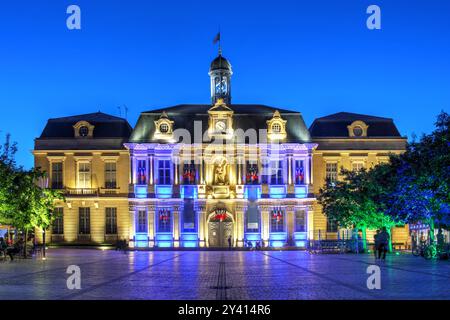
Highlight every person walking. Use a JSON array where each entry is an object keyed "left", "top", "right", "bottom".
[
  {"left": 373, "top": 230, "right": 380, "bottom": 259},
  {"left": 227, "top": 235, "right": 232, "bottom": 250},
  {"left": 377, "top": 227, "right": 390, "bottom": 260}
]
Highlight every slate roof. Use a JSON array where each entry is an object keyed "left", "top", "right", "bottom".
[
  {"left": 35, "top": 112, "right": 132, "bottom": 150},
  {"left": 309, "top": 112, "right": 402, "bottom": 138},
  {"left": 39, "top": 112, "right": 132, "bottom": 139},
  {"left": 130, "top": 104, "right": 311, "bottom": 143}
]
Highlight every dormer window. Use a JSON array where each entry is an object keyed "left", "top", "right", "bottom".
[
  {"left": 352, "top": 126, "right": 363, "bottom": 137},
  {"left": 159, "top": 123, "right": 169, "bottom": 134},
  {"left": 347, "top": 121, "right": 369, "bottom": 137},
  {"left": 272, "top": 123, "right": 281, "bottom": 133},
  {"left": 153, "top": 111, "right": 174, "bottom": 141},
  {"left": 73, "top": 121, "right": 95, "bottom": 138},
  {"left": 267, "top": 110, "right": 287, "bottom": 140},
  {"left": 79, "top": 126, "right": 89, "bottom": 137}
]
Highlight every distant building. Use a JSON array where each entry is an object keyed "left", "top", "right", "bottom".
[{"left": 33, "top": 52, "right": 408, "bottom": 248}]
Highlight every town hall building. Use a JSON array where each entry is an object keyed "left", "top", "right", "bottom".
[{"left": 33, "top": 52, "right": 408, "bottom": 248}]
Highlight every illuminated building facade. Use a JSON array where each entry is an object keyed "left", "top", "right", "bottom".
[{"left": 33, "top": 52, "right": 407, "bottom": 248}]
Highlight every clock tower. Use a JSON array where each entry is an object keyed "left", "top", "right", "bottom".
[{"left": 209, "top": 50, "right": 232, "bottom": 105}]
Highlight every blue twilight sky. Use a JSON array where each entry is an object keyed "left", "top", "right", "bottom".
[{"left": 0, "top": 0, "right": 449, "bottom": 168}]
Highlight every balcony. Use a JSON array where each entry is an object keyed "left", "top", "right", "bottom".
[
  {"left": 65, "top": 188, "right": 99, "bottom": 196},
  {"left": 244, "top": 184, "right": 261, "bottom": 200},
  {"left": 294, "top": 185, "right": 308, "bottom": 198},
  {"left": 268, "top": 185, "right": 287, "bottom": 198}
]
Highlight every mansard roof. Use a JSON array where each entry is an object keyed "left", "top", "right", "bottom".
[
  {"left": 309, "top": 112, "right": 402, "bottom": 138},
  {"left": 35, "top": 112, "right": 132, "bottom": 150},
  {"left": 131, "top": 104, "right": 312, "bottom": 143},
  {"left": 39, "top": 112, "right": 132, "bottom": 139}
]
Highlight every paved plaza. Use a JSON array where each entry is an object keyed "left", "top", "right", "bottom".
[{"left": 0, "top": 249, "right": 449, "bottom": 300}]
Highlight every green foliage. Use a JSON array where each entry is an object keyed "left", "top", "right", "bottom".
[
  {"left": 0, "top": 135, "right": 65, "bottom": 232},
  {"left": 318, "top": 111, "right": 449, "bottom": 231},
  {"left": 318, "top": 166, "right": 397, "bottom": 230}
]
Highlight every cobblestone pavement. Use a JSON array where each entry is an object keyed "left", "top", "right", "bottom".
[{"left": 0, "top": 249, "right": 449, "bottom": 300}]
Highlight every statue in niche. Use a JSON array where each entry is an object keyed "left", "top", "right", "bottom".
[{"left": 214, "top": 158, "right": 228, "bottom": 185}]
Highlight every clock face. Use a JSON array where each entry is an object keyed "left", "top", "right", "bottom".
[{"left": 215, "top": 120, "right": 227, "bottom": 132}]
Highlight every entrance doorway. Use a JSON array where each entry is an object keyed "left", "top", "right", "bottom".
[{"left": 208, "top": 215, "right": 233, "bottom": 247}]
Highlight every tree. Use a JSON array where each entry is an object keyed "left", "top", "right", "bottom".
[
  {"left": 385, "top": 111, "right": 450, "bottom": 241},
  {"left": 318, "top": 166, "right": 398, "bottom": 250},
  {"left": 1, "top": 135, "right": 65, "bottom": 257},
  {"left": 0, "top": 134, "right": 19, "bottom": 239}
]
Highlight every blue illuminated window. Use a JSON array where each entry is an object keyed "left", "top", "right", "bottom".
[
  {"left": 261, "top": 159, "right": 269, "bottom": 184},
  {"left": 137, "top": 210, "right": 147, "bottom": 233},
  {"left": 158, "top": 160, "right": 171, "bottom": 185},
  {"left": 182, "top": 200, "right": 196, "bottom": 232},
  {"left": 137, "top": 160, "right": 147, "bottom": 184},
  {"left": 295, "top": 210, "right": 306, "bottom": 232},
  {"left": 270, "top": 207, "right": 285, "bottom": 232},
  {"left": 157, "top": 208, "right": 172, "bottom": 233},
  {"left": 270, "top": 160, "right": 284, "bottom": 185},
  {"left": 245, "top": 204, "right": 260, "bottom": 232},
  {"left": 294, "top": 160, "right": 305, "bottom": 185}
]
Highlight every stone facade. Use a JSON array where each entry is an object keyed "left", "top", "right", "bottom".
[{"left": 33, "top": 53, "right": 408, "bottom": 248}]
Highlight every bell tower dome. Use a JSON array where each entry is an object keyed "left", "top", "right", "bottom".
[{"left": 209, "top": 50, "right": 232, "bottom": 105}]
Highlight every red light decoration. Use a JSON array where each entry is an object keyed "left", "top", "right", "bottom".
[
  {"left": 295, "top": 166, "right": 304, "bottom": 184},
  {"left": 272, "top": 207, "right": 283, "bottom": 222},
  {"left": 159, "top": 208, "right": 170, "bottom": 221},
  {"left": 214, "top": 208, "right": 227, "bottom": 222},
  {"left": 246, "top": 167, "right": 259, "bottom": 184},
  {"left": 182, "top": 168, "right": 196, "bottom": 184}
]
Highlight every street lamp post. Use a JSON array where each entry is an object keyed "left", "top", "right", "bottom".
[{"left": 39, "top": 175, "right": 49, "bottom": 260}]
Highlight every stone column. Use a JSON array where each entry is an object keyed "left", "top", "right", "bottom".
[
  {"left": 196, "top": 203, "right": 206, "bottom": 247},
  {"left": 173, "top": 204, "right": 180, "bottom": 247},
  {"left": 287, "top": 205, "right": 295, "bottom": 245},
  {"left": 129, "top": 206, "right": 136, "bottom": 247},
  {"left": 261, "top": 206, "right": 270, "bottom": 245},
  {"left": 149, "top": 155, "right": 153, "bottom": 185},
  {"left": 307, "top": 206, "right": 314, "bottom": 240},
  {"left": 148, "top": 204, "right": 155, "bottom": 247},
  {"left": 235, "top": 203, "right": 246, "bottom": 247}
]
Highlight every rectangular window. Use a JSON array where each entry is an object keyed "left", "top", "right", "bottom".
[
  {"left": 245, "top": 161, "right": 259, "bottom": 184},
  {"left": 51, "top": 162, "right": 63, "bottom": 189},
  {"left": 270, "top": 160, "right": 284, "bottom": 185},
  {"left": 158, "top": 160, "right": 171, "bottom": 185},
  {"left": 246, "top": 204, "right": 259, "bottom": 232},
  {"left": 105, "top": 162, "right": 117, "bottom": 189},
  {"left": 105, "top": 208, "right": 117, "bottom": 234},
  {"left": 78, "top": 208, "right": 90, "bottom": 234},
  {"left": 52, "top": 207, "right": 64, "bottom": 234},
  {"left": 182, "top": 161, "right": 196, "bottom": 185},
  {"left": 78, "top": 162, "right": 91, "bottom": 188},
  {"left": 136, "top": 210, "right": 147, "bottom": 233},
  {"left": 137, "top": 160, "right": 147, "bottom": 185},
  {"left": 326, "top": 163, "right": 337, "bottom": 183},
  {"left": 295, "top": 210, "right": 306, "bottom": 232},
  {"left": 270, "top": 208, "right": 285, "bottom": 232},
  {"left": 182, "top": 200, "right": 196, "bottom": 232},
  {"left": 352, "top": 162, "right": 364, "bottom": 172},
  {"left": 327, "top": 217, "right": 338, "bottom": 233},
  {"left": 294, "top": 160, "right": 305, "bottom": 185},
  {"left": 157, "top": 208, "right": 172, "bottom": 233},
  {"left": 261, "top": 159, "right": 269, "bottom": 184}
]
